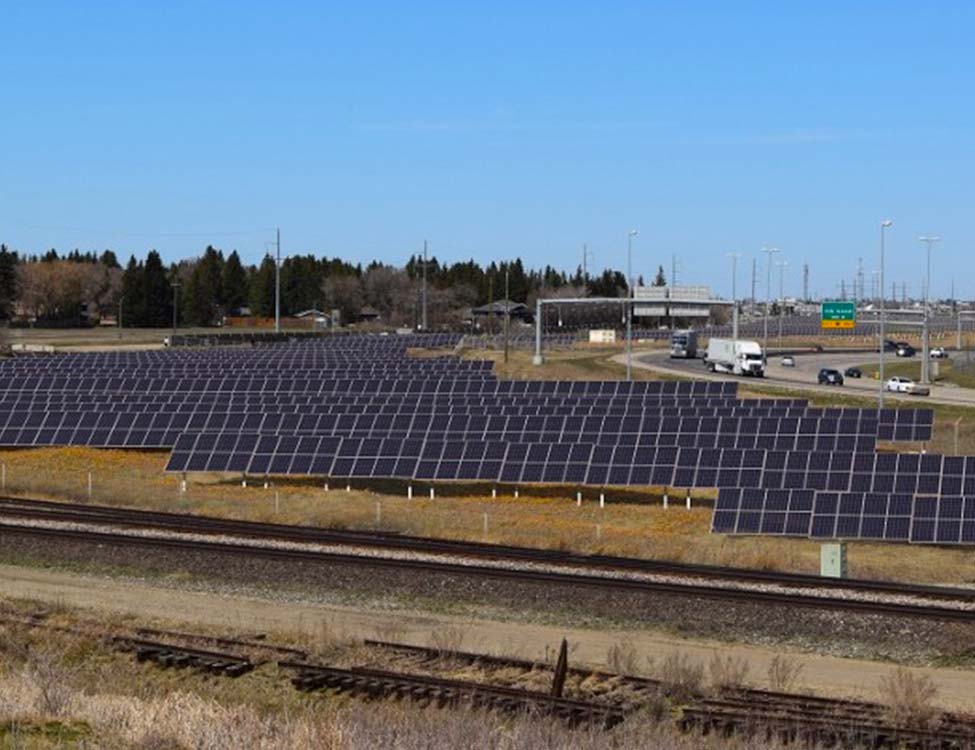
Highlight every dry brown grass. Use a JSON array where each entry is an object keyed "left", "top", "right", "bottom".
[
  {"left": 878, "top": 667, "right": 941, "bottom": 730},
  {"left": 5, "top": 606, "right": 817, "bottom": 750},
  {"left": 707, "top": 652, "right": 750, "bottom": 692},
  {"left": 766, "top": 654, "right": 804, "bottom": 693},
  {"left": 606, "top": 639, "right": 641, "bottom": 675},
  {"left": 657, "top": 651, "right": 705, "bottom": 703}
]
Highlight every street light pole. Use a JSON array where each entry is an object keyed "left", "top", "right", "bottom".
[
  {"left": 879, "top": 220, "right": 893, "bottom": 408},
  {"left": 626, "top": 229, "right": 638, "bottom": 381},
  {"left": 761, "top": 246, "right": 779, "bottom": 352},
  {"left": 918, "top": 235, "right": 941, "bottom": 384},
  {"left": 728, "top": 253, "right": 740, "bottom": 343},
  {"left": 777, "top": 259, "right": 788, "bottom": 345}
]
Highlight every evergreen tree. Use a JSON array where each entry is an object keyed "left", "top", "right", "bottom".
[
  {"left": 0, "top": 245, "right": 18, "bottom": 319},
  {"left": 182, "top": 246, "right": 224, "bottom": 325},
  {"left": 652, "top": 265, "right": 667, "bottom": 286},
  {"left": 281, "top": 255, "right": 324, "bottom": 315},
  {"left": 99, "top": 250, "right": 120, "bottom": 269},
  {"left": 142, "top": 250, "right": 172, "bottom": 326},
  {"left": 249, "top": 254, "right": 277, "bottom": 317},
  {"left": 221, "top": 250, "right": 249, "bottom": 315},
  {"left": 120, "top": 256, "right": 145, "bottom": 326}
]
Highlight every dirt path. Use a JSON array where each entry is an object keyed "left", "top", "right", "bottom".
[{"left": 2, "top": 562, "right": 974, "bottom": 711}]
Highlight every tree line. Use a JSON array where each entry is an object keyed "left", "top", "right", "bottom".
[{"left": 0, "top": 243, "right": 659, "bottom": 329}]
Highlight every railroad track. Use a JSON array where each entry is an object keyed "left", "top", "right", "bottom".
[
  {"left": 360, "top": 640, "right": 975, "bottom": 748},
  {"left": 3, "top": 610, "right": 974, "bottom": 747},
  {"left": 283, "top": 660, "right": 625, "bottom": 729},
  {"left": 1, "top": 496, "right": 975, "bottom": 622},
  {"left": 0, "top": 496, "right": 975, "bottom": 602},
  {"left": 2, "top": 494, "right": 973, "bottom": 603}
]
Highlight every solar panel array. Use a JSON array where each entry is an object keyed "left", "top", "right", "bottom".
[{"left": 2, "top": 333, "right": 968, "bottom": 545}]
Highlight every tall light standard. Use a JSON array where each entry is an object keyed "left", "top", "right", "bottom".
[
  {"left": 626, "top": 229, "right": 638, "bottom": 380},
  {"left": 879, "top": 220, "right": 893, "bottom": 408},
  {"left": 761, "top": 246, "right": 779, "bottom": 352},
  {"left": 918, "top": 235, "right": 941, "bottom": 384},
  {"left": 727, "top": 252, "right": 741, "bottom": 343},
  {"left": 776, "top": 259, "right": 788, "bottom": 345}
]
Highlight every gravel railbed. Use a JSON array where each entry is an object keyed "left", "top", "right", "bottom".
[
  {"left": 2, "top": 517, "right": 973, "bottom": 612},
  {"left": 1, "top": 523, "right": 973, "bottom": 666}
]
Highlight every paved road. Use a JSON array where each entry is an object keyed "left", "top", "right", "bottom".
[{"left": 623, "top": 349, "right": 975, "bottom": 408}]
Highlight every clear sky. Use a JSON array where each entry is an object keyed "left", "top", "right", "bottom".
[{"left": 2, "top": 2, "right": 972, "bottom": 299}]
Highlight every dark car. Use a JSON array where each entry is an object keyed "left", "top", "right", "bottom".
[
  {"left": 879, "top": 339, "right": 898, "bottom": 352},
  {"left": 818, "top": 368, "right": 844, "bottom": 385},
  {"left": 896, "top": 344, "right": 916, "bottom": 358},
  {"left": 844, "top": 367, "right": 862, "bottom": 378}
]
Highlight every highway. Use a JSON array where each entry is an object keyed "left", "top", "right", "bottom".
[{"left": 620, "top": 348, "right": 975, "bottom": 408}]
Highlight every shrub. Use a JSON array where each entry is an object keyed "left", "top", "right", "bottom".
[
  {"left": 606, "top": 639, "right": 640, "bottom": 675},
  {"left": 878, "top": 667, "right": 940, "bottom": 729},
  {"left": 658, "top": 652, "right": 705, "bottom": 703},
  {"left": 707, "top": 652, "right": 750, "bottom": 692},
  {"left": 766, "top": 654, "right": 803, "bottom": 693}
]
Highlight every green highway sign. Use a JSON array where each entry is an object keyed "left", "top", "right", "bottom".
[{"left": 821, "top": 301, "right": 856, "bottom": 329}]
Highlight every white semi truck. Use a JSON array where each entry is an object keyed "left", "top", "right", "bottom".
[{"left": 704, "top": 338, "right": 766, "bottom": 377}]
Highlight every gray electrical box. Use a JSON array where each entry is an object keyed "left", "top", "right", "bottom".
[{"left": 820, "top": 543, "right": 848, "bottom": 578}]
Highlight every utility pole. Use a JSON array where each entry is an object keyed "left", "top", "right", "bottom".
[
  {"left": 777, "top": 260, "right": 788, "bottom": 345},
  {"left": 879, "top": 220, "right": 893, "bottom": 409},
  {"left": 751, "top": 257, "right": 757, "bottom": 304},
  {"left": 671, "top": 254, "right": 677, "bottom": 288},
  {"left": 274, "top": 228, "right": 281, "bottom": 334},
  {"left": 918, "top": 235, "right": 941, "bottom": 384},
  {"left": 504, "top": 267, "right": 510, "bottom": 364},
  {"left": 488, "top": 272, "right": 495, "bottom": 337},
  {"left": 118, "top": 296, "right": 124, "bottom": 340},
  {"left": 857, "top": 258, "right": 864, "bottom": 303},
  {"left": 626, "top": 230, "right": 638, "bottom": 380},
  {"left": 761, "top": 246, "right": 779, "bottom": 352},
  {"left": 172, "top": 281, "right": 180, "bottom": 337},
  {"left": 728, "top": 253, "right": 740, "bottom": 343},
  {"left": 802, "top": 263, "right": 809, "bottom": 302}
]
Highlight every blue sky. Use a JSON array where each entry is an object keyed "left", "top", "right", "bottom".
[{"left": 2, "top": 2, "right": 972, "bottom": 299}]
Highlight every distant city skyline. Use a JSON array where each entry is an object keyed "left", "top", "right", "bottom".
[{"left": 2, "top": 2, "right": 972, "bottom": 299}]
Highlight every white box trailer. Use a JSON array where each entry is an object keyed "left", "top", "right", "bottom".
[{"left": 705, "top": 338, "right": 765, "bottom": 377}]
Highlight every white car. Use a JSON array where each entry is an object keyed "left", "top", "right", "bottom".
[
  {"left": 886, "top": 376, "right": 914, "bottom": 393},
  {"left": 780, "top": 356, "right": 796, "bottom": 367},
  {"left": 885, "top": 376, "right": 930, "bottom": 396},
  {"left": 930, "top": 347, "right": 948, "bottom": 359}
]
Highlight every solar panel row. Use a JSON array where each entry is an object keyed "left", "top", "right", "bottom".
[
  {"left": 714, "top": 488, "right": 975, "bottom": 545},
  {"left": 166, "top": 434, "right": 931, "bottom": 493}
]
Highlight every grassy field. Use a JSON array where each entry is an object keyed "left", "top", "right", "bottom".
[{"left": 2, "top": 596, "right": 906, "bottom": 750}]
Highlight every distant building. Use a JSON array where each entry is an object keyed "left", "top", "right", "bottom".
[
  {"left": 633, "top": 285, "right": 732, "bottom": 324},
  {"left": 470, "top": 300, "right": 532, "bottom": 322}
]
